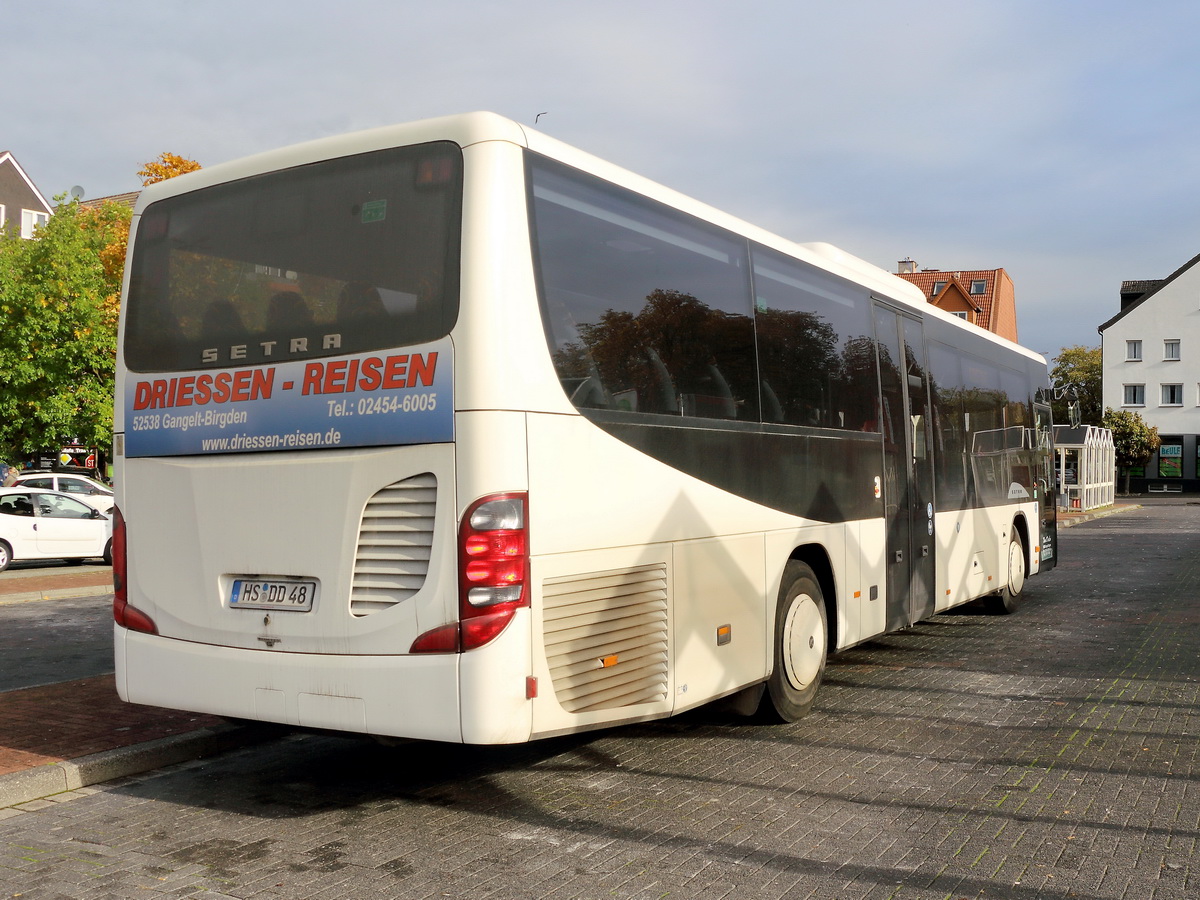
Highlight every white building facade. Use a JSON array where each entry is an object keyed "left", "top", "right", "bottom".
[{"left": 1099, "top": 251, "right": 1200, "bottom": 492}]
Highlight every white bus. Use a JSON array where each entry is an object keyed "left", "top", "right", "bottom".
[{"left": 113, "top": 112, "right": 1057, "bottom": 744}]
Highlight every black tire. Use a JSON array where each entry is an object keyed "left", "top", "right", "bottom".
[
  {"left": 760, "top": 561, "right": 828, "bottom": 722},
  {"left": 0, "top": 541, "right": 10, "bottom": 572},
  {"left": 102, "top": 538, "right": 113, "bottom": 567},
  {"left": 987, "top": 529, "right": 1026, "bottom": 615}
]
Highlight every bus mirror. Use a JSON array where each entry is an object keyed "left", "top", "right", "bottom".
[{"left": 1068, "top": 401, "right": 1081, "bottom": 428}]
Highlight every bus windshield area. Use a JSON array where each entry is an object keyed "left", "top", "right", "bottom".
[{"left": 124, "top": 142, "right": 463, "bottom": 373}]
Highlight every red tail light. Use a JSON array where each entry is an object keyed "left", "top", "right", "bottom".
[
  {"left": 111, "top": 506, "right": 157, "bottom": 635},
  {"left": 409, "top": 492, "right": 528, "bottom": 653}
]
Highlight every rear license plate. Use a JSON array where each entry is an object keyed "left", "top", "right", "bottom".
[{"left": 230, "top": 579, "right": 316, "bottom": 611}]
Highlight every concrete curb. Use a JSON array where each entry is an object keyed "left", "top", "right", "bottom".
[
  {"left": 0, "top": 585, "right": 114, "bottom": 606},
  {"left": 0, "top": 723, "right": 282, "bottom": 809},
  {"left": 1058, "top": 503, "right": 1142, "bottom": 528}
]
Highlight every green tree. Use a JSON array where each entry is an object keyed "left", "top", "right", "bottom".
[
  {"left": 1050, "top": 345, "right": 1102, "bottom": 426},
  {"left": 1102, "top": 407, "right": 1160, "bottom": 494},
  {"left": 0, "top": 197, "right": 130, "bottom": 464}
]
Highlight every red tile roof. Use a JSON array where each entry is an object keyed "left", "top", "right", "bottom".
[{"left": 899, "top": 269, "right": 999, "bottom": 332}]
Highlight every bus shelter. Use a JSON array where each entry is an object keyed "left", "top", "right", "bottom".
[{"left": 1054, "top": 425, "right": 1115, "bottom": 510}]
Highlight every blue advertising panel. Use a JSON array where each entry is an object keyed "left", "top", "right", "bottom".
[{"left": 124, "top": 338, "right": 453, "bottom": 457}]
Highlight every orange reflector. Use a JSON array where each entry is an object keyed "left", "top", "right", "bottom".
[
  {"left": 598, "top": 655, "right": 619, "bottom": 669},
  {"left": 853, "top": 590, "right": 861, "bottom": 598},
  {"left": 716, "top": 624, "right": 732, "bottom": 646}
]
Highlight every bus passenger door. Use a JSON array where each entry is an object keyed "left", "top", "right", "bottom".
[
  {"left": 874, "top": 304, "right": 937, "bottom": 629},
  {"left": 1034, "top": 401, "right": 1058, "bottom": 569}
]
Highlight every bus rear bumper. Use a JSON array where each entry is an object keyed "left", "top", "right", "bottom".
[{"left": 115, "top": 625, "right": 464, "bottom": 743}]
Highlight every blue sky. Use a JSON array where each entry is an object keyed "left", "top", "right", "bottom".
[{"left": 6, "top": 0, "right": 1200, "bottom": 360}]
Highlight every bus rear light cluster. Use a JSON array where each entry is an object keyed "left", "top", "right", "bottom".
[
  {"left": 111, "top": 507, "right": 158, "bottom": 635},
  {"left": 409, "top": 492, "right": 529, "bottom": 654}
]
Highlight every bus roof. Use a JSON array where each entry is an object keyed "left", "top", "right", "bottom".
[{"left": 134, "top": 111, "right": 1046, "bottom": 367}]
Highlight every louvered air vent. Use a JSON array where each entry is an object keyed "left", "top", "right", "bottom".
[
  {"left": 350, "top": 473, "right": 436, "bottom": 616},
  {"left": 543, "top": 564, "right": 669, "bottom": 713}
]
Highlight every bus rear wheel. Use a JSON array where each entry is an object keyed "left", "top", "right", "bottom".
[
  {"left": 987, "top": 530, "right": 1026, "bottom": 615},
  {"left": 761, "top": 561, "right": 827, "bottom": 722}
]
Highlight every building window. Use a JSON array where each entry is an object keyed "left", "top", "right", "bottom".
[
  {"left": 1165, "top": 339, "right": 1181, "bottom": 360},
  {"left": 969, "top": 280, "right": 986, "bottom": 295},
  {"left": 20, "top": 209, "right": 49, "bottom": 239},
  {"left": 1159, "top": 438, "right": 1182, "bottom": 478},
  {"left": 1162, "top": 383, "right": 1183, "bottom": 406},
  {"left": 0, "top": 204, "right": 5, "bottom": 229},
  {"left": 931, "top": 281, "right": 946, "bottom": 295},
  {"left": 1123, "top": 384, "right": 1145, "bottom": 406},
  {"left": 1126, "top": 340, "right": 1142, "bottom": 361},
  {"left": 951, "top": 310, "right": 968, "bottom": 320}
]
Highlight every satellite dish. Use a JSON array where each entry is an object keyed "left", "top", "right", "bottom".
[{"left": 69, "top": 185, "right": 85, "bottom": 200}]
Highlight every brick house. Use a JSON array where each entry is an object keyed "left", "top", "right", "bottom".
[
  {"left": 895, "top": 259, "right": 1019, "bottom": 343},
  {"left": 0, "top": 151, "right": 52, "bottom": 238}
]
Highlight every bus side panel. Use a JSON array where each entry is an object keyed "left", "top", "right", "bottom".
[
  {"left": 459, "top": 608, "right": 534, "bottom": 744},
  {"left": 761, "top": 520, "right": 885, "bottom": 653},
  {"left": 525, "top": 412, "right": 798, "bottom": 736},
  {"left": 525, "top": 413, "right": 800, "bottom": 555},
  {"left": 452, "top": 410, "right": 535, "bottom": 743},
  {"left": 935, "top": 508, "right": 982, "bottom": 612},
  {"left": 934, "top": 500, "right": 1040, "bottom": 613},
  {"left": 839, "top": 517, "right": 888, "bottom": 647},
  {"left": 671, "top": 534, "right": 767, "bottom": 713},
  {"left": 455, "top": 139, "right": 574, "bottom": 417},
  {"left": 529, "top": 545, "right": 675, "bottom": 739}
]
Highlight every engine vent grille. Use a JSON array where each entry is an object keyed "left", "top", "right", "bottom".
[
  {"left": 350, "top": 473, "right": 436, "bottom": 616},
  {"left": 543, "top": 563, "right": 669, "bottom": 713}
]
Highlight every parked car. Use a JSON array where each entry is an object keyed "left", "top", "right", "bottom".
[
  {"left": 12, "top": 473, "right": 114, "bottom": 514},
  {"left": 0, "top": 487, "right": 112, "bottom": 571}
]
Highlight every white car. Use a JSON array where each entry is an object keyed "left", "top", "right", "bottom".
[
  {"left": 0, "top": 487, "right": 113, "bottom": 571},
  {"left": 12, "top": 473, "right": 114, "bottom": 514}
]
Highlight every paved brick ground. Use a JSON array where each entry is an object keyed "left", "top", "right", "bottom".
[{"left": 2, "top": 501, "right": 1196, "bottom": 900}]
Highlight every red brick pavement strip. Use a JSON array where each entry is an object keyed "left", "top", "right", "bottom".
[
  {"left": 0, "top": 674, "right": 222, "bottom": 777},
  {"left": 0, "top": 570, "right": 248, "bottom": 808},
  {"left": 0, "top": 569, "right": 113, "bottom": 603}
]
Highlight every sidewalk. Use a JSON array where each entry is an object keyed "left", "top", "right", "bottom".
[
  {"left": 0, "top": 571, "right": 276, "bottom": 812},
  {"left": 0, "top": 501, "right": 1143, "bottom": 812},
  {"left": 1057, "top": 498, "right": 1143, "bottom": 528}
]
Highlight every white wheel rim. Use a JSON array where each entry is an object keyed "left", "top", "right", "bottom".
[
  {"left": 1008, "top": 540, "right": 1026, "bottom": 595},
  {"left": 782, "top": 593, "right": 825, "bottom": 691}
]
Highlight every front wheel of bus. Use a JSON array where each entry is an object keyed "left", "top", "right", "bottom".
[
  {"left": 761, "top": 561, "right": 827, "bottom": 723},
  {"left": 987, "top": 530, "right": 1026, "bottom": 615}
]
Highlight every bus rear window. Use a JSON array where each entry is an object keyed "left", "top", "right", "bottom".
[{"left": 124, "top": 142, "right": 462, "bottom": 373}]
